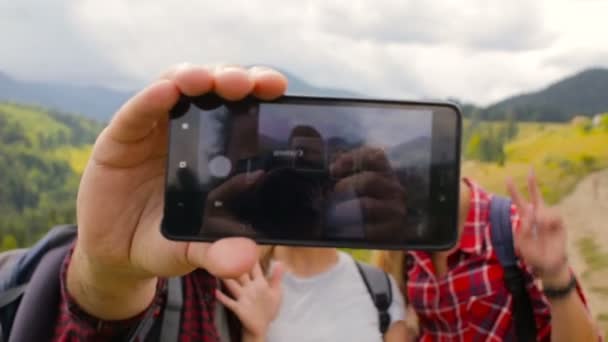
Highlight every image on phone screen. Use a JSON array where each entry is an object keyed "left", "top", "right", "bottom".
[{"left": 162, "top": 95, "right": 461, "bottom": 251}]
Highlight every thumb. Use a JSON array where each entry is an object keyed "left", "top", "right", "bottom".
[{"left": 187, "top": 238, "right": 259, "bottom": 278}]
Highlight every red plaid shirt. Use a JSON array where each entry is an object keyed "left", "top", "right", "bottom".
[
  {"left": 51, "top": 246, "right": 221, "bottom": 342},
  {"left": 406, "top": 179, "right": 590, "bottom": 342}
]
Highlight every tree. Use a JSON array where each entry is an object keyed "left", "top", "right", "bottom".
[{"left": 505, "top": 111, "right": 519, "bottom": 140}]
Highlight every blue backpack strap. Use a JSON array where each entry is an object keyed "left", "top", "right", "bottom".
[
  {"left": 7, "top": 243, "right": 72, "bottom": 342},
  {"left": 489, "top": 196, "right": 518, "bottom": 268},
  {"left": 489, "top": 195, "right": 537, "bottom": 341},
  {"left": 0, "top": 224, "right": 187, "bottom": 342},
  {"left": 0, "top": 224, "right": 78, "bottom": 342},
  {"left": 8, "top": 224, "right": 78, "bottom": 286},
  {"left": 355, "top": 260, "right": 392, "bottom": 335}
]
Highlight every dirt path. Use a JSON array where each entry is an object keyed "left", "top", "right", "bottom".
[{"left": 557, "top": 168, "right": 608, "bottom": 332}]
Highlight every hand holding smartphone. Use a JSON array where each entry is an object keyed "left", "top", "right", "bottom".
[{"left": 161, "top": 93, "right": 462, "bottom": 251}]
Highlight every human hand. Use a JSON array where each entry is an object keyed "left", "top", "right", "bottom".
[
  {"left": 68, "top": 64, "right": 287, "bottom": 320},
  {"left": 507, "top": 169, "right": 570, "bottom": 287},
  {"left": 216, "top": 262, "right": 285, "bottom": 340},
  {"left": 202, "top": 170, "right": 265, "bottom": 237},
  {"left": 329, "top": 146, "right": 407, "bottom": 241}
]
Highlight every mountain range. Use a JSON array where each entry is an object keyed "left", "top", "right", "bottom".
[
  {"left": 0, "top": 69, "right": 357, "bottom": 123},
  {"left": 481, "top": 68, "right": 608, "bottom": 121},
  {"left": 1, "top": 67, "right": 607, "bottom": 123}
]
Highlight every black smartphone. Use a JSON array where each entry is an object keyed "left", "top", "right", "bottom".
[{"left": 161, "top": 93, "right": 462, "bottom": 251}]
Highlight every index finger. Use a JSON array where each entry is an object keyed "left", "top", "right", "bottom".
[
  {"left": 527, "top": 168, "right": 545, "bottom": 209},
  {"left": 331, "top": 146, "right": 391, "bottom": 177},
  {"left": 251, "top": 262, "right": 264, "bottom": 280},
  {"left": 506, "top": 177, "right": 528, "bottom": 213},
  {"left": 208, "top": 170, "right": 264, "bottom": 203}
]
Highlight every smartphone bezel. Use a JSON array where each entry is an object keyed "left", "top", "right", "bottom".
[{"left": 161, "top": 94, "right": 462, "bottom": 251}]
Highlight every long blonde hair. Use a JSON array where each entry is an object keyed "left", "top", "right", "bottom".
[
  {"left": 371, "top": 250, "right": 407, "bottom": 292},
  {"left": 259, "top": 245, "right": 276, "bottom": 274}
]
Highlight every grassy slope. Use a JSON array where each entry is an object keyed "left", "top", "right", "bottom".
[{"left": 462, "top": 122, "right": 608, "bottom": 203}]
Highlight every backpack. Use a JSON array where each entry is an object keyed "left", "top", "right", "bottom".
[
  {"left": 0, "top": 225, "right": 209, "bottom": 342},
  {"left": 489, "top": 195, "right": 538, "bottom": 341},
  {"left": 0, "top": 224, "right": 393, "bottom": 341}
]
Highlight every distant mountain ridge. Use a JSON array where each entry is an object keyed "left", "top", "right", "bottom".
[
  {"left": 0, "top": 71, "right": 132, "bottom": 123},
  {"left": 2, "top": 66, "right": 608, "bottom": 123},
  {"left": 0, "top": 69, "right": 358, "bottom": 123},
  {"left": 482, "top": 68, "right": 608, "bottom": 122}
]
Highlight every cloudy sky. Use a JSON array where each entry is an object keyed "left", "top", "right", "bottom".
[{"left": 1, "top": 0, "right": 607, "bottom": 105}]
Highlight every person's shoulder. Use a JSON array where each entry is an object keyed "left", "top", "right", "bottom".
[
  {"left": 462, "top": 177, "right": 493, "bottom": 200},
  {"left": 340, "top": 252, "right": 385, "bottom": 278}
]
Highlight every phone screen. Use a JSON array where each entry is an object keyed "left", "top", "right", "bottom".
[{"left": 162, "top": 95, "right": 461, "bottom": 251}]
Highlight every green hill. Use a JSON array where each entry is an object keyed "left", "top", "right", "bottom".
[
  {"left": 482, "top": 68, "right": 608, "bottom": 122},
  {"left": 0, "top": 102, "right": 103, "bottom": 249},
  {"left": 462, "top": 117, "right": 608, "bottom": 204}
]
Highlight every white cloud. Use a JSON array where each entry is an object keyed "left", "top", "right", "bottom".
[
  {"left": 315, "top": 0, "right": 555, "bottom": 51},
  {"left": 1, "top": 0, "right": 607, "bottom": 105},
  {"left": 0, "top": 0, "right": 132, "bottom": 88}
]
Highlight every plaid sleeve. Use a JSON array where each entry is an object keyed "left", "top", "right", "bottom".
[{"left": 51, "top": 244, "right": 166, "bottom": 342}]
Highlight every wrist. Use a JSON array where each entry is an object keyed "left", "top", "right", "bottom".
[
  {"left": 67, "top": 243, "right": 158, "bottom": 320},
  {"left": 540, "top": 263, "right": 571, "bottom": 289}
]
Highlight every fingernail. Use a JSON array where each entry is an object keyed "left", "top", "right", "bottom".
[
  {"left": 176, "top": 62, "right": 193, "bottom": 72},
  {"left": 213, "top": 64, "right": 244, "bottom": 74},
  {"left": 249, "top": 65, "right": 275, "bottom": 75}
]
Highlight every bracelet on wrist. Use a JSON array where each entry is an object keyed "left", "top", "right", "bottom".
[{"left": 543, "top": 272, "right": 577, "bottom": 300}]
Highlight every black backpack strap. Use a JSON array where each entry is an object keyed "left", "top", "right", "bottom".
[
  {"left": 160, "top": 277, "right": 183, "bottom": 342},
  {"left": 355, "top": 261, "right": 392, "bottom": 335},
  {"left": 489, "top": 196, "right": 537, "bottom": 341}
]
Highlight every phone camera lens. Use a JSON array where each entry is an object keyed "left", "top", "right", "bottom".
[{"left": 209, "top": 155, "right": 232, "bottom": 178}]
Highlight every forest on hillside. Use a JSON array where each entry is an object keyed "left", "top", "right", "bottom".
[{"left": 0, "top": 103, "right": 102, "bottom": 250}]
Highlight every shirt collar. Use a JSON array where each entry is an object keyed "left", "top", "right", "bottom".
[
  {"left": 458, "top": 178, "right": 488, "bottom": 255},
  {"left": 409, "top": 178, "right": 488, "bottom": 263}
]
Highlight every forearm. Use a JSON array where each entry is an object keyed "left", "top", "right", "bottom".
[
  {"left": 67, "top": 242, "right": 158, "bottom": 320},
  {"left": 544, "top": 268, "right": 600, "bottom": 342},
  {"left": 549, "top": 294, "right": 598, "bottom": 342}
]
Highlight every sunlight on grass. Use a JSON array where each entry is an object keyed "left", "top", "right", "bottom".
[
  {"left": 463, "top": 123, "right": 608, "bottom": 204},
  {"left": 577, "top": 237, "right": 608, "bottom": 273},
  {"left": 340, "top": 248, "right": 372, "bottom": 263},
  {"left": 590, "top": 287, "right": 608, "bottom": 296}
]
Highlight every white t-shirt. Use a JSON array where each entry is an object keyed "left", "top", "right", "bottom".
[{"left": 267, "top": 252, "right": 405, "bottom": 342}]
